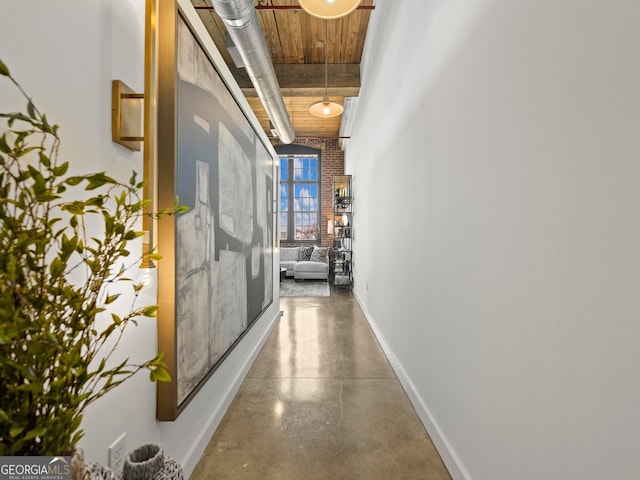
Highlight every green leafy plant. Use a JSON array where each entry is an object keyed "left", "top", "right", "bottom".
[{"left": 0, "top": 59, "right": 183, "bottom": 456}]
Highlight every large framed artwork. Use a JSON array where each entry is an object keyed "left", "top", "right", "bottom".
[{"left": 147, "top": 0, "right": 276, "bottom": 421}]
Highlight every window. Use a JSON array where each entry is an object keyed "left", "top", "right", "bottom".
[{"left": 279, "top": 154, "right": 320, "bottom": 242}]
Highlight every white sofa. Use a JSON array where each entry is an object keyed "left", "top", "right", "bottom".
[{"left": 280, "top": 246, "right": 329, "bottom": 281}]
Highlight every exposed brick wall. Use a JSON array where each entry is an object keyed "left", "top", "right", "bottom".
[{"left": 272, "top": 138, "right": 344, "bottom": 248}]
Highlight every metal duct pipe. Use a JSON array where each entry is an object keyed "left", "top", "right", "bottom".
[{"left": 211, "top": 0, "right": 295, "bottom": 144}]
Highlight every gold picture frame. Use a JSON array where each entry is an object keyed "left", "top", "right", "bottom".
[{"left": 146, "top": 0, "right": 277, "bottom": 421}]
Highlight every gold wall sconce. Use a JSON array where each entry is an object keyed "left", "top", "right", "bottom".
[
  {"left": 112, "top": 79, "right": 151, "bottom": 271},
  {"left": 111, "top": 79, "right": 144, "bottom": 151}
]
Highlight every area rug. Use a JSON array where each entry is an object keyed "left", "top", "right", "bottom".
[{"left": 279, "top": 279, "right": 330, "bottom": 297}]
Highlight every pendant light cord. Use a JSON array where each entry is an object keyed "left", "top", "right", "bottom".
[
  {"left": 308, "top": 18, "right": 343, "bottom": 117},
  {"left": 324, "top": 19, "right": 328, "bottom": 100}
]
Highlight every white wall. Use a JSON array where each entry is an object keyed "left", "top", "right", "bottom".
[
  {"left": 0, "top": 1, "right": 280, "bottom": 477},
  {"left": 347, "top": 0, "right": 640, "bottom": 479}
]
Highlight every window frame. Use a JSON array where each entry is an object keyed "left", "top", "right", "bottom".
[{"left": 278, "top": 148, "right": 322, "bottom": 244}]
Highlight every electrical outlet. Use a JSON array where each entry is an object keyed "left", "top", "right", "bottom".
[{"left": 108, "top": 433, "right": 127, "bottom": 473}]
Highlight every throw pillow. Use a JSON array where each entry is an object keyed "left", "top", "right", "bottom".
[
  {"left": 309, "top": 246, "right": 328, "bottom": 263},
  {"left": 299, "top": 245, "right": 314, "bottom": 261}
]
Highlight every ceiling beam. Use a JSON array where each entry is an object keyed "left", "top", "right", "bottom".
[
  {"left": 194, "top": 5, "right": 375, "bottom": 11},
  {"left": 229, "top": 64, "right": 361, "bottom": 97}
]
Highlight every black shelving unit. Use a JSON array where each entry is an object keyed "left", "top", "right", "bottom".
[{"left": 332, "top": 175, "right": 352, "bottom": 290}]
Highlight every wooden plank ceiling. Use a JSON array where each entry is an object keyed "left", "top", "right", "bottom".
[{"left": 190, "top": 0, "right": 375, "bottom": 139}]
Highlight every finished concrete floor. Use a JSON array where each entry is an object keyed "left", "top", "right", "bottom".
[{"left": 190, "top": 292, "right": 452, "bottom": 480}]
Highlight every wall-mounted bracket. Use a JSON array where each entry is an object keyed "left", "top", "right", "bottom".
[{"left": 112, "top": 79, "right": 144, "bottom": 151}]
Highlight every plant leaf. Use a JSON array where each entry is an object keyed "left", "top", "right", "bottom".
[
  {"left": 150, "top": 367, "right": 172, "bottom": 382},
  {"left": 0, "top": 134, "right": 10, "bottom": 154},
  {"left": 49, "top": 258, "right": 65, "bottom": 278},
  {"left": 65, "top": 176, "right": 83, "bottom": 186},
  {"left": 27, "top": 101, "right": 36, "bottom": 119},
  {"left": 24, "top": 427, "right": 47, "bottom": 440},
  {"left": 0, "top": 59, "right": 9, "bottom": 76},
  {"left": 140, "top": 306, "right": 158, "bottom": 318}
]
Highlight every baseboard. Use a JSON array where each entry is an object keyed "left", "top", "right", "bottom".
[
  {"left": 353, "top": 291, "right": 471, "bottom": 480},
  {"left": 181, "top": 309, "right": 282, "bottom": 478}
]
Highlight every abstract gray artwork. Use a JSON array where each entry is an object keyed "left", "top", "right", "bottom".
[{"left": 165, "top": 14, "right": 274, "bottom": 408}]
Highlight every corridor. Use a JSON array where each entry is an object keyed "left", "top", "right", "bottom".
[{"left": 191, "top": 292, "right": 452, "bottom": 479}]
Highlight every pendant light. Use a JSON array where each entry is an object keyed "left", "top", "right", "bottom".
[
  {"left": 309, "top": 20, "right": 344, "bottom": 118},
  {"left": 298, "top": 0, "right": 362, "bottom": 19}
]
